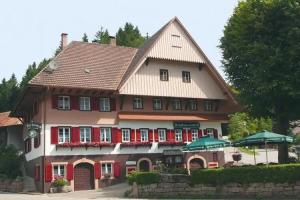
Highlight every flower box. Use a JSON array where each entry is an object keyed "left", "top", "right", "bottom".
[
  {"left": 56, "top": 142, "right": 115, "bottom": 150},
  {"left": 120, "top": 142, "right": 152, "bottom": 149},
  {"left": 158, "top": 141, "right": 186, "bottom": 147}
]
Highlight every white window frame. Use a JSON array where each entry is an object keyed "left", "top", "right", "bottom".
[
  {"left": 182, "top": 71, "right": 191, "bottom": 83},
  {"left": 158, "top": 129, "right": 166, "bottom": 142},
  {"left": 79, "top": 97, "right": 91, "bottom": 111},
  {"left": 173, "top": 99, "right": 182, "bottom": 110},
  {"left": 80, "top": 127, "right": 91, "bottom": 143},
  {"left": 204, "top": 100, "right": 213, "bottom": 112},
  {"left": 58, "top": 96, "right": 70, "bottom": 110},
  {"left": 191, "top": 129, "right": 198, "bottom": 141},
  {"left": 101, "top": 163, "right": 113, "bottom": 176},
  {"left": 175, "top": 129, "right": 183, "bottom": 142},
  {"left": 160, "top": 69, "right": 168, "bottom": 81},
  {"left": 53, "top": 164, "right": 65, "bottom": 179},
  {"left": 58, "top": 127, "right": 70, "bottom": 143},
  {"left": 140, "top": 129, "right": 149, "bottom": 142},
  {"left": 100, "top": 128, "right": 111, "bottom": 143},
  {"left": 100, "top": 97, "right": 110, "bottom": 112},
  {"left": 153, "top": 98, "right": 162, "bottom": 110},
  {"left": 122, "top": 129, "right": 130, "bottom": 142},
  {"left": 133, "top": 97, "right": 143, "bottom": 109}
]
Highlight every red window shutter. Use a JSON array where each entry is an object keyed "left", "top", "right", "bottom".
[
  {"left": 71, "top": 127, "right": 80, "bottom": 143},
  {"left": 188, "top": 130, "right": 192, "bottom": 141},
  {"left": 92, "top": 127, "right": 100, "bottom": 143},
  {"left": 45, "top": 164, "right": 52, "bottom": 182},
  {"left": 111, "top": 128, "right": 118, "bottom": 143},
  {"left": 213, "top": 129, "right": 218, "bottom": 139},
  {"left": 91, "top": 97, "right": 99, "bottom": 111},
  {"left": 198, "top": 129, "right": 203, "bottom": 138},
  {"left": 110, "top": 98, "right": 116, "bottom": 111},
  {"left": 117, "top": 128, "right": 122, "bottom": 143},
  {"left": 204, "top": 129, "right": 208, "bottom": 136},
  {"left": 166, "top": 129, "right": 172, "bottom": 141},
  {"left": 51, "top": 127, "right": 58, "bottom": 144},
  {"left": 148, "top": 130, "right": 153, "bottom": 142},
  {"left": 136, "top": 129, "right": 141, "bottom": 142},
  {"left": 154, "top": 129, "right": 159, "bottom": 142},
  {"left": 113, "top": 162, "right": 121, "bottom": 178},
  {"left": 183, "top": 129, "right": 187, "bottom": 142},
  {"left": 35, "top": 165, "right": 40, "bottom": 181},
  {"left": 94, "top": 163, "right": 101, "bottom": 179},
  {"left": 66, "top": 163, "right": 73, "bottom": 181},
  {"left": 51, "top": 95, "right": 58, "bottom": 109},
  {"left": 130, "top": 129, "right": 135, "bottom": 142},
  {"left": 71, "top": 96, "right": 79, "bottom": 110},
  {"left": 171, "top": 129, "right": 175, "bottom": 141}
]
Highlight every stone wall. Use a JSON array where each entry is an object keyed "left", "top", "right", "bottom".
[
  {"left": 0, "top": 179, "right": 24, "bottom": 192},
  {"left": 134, "top": 174, "right": 300, "bottom": 199}
]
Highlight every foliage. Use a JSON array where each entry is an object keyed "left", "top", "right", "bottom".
[
  {"left": 191, "top": 164, "right": 300, "bottom": 185},
  {"left": 0, "top": 145, "right": 22, "bottom": 179},
  {"left": 228, "top": 112, "right": 272, "bottom": 141},
  {"left": 116, "top": 23, "right": 146, "bottom": 47},
  {"left": 127, "top": 172, "right": 160, "bottom": 185},
  {"left": 164, "top": 167, "right": 188, "bottom": 175},
  {"left": 82, "top": 33, "right": 88, "bottom": 42},
  {"left": 53, "top": 177, "right": 68, "bottom": 187},
  {"left": 92, "top": 27, "right": 110, "bottom": 44}
]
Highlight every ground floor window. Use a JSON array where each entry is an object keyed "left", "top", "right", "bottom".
[
  {"left": 175, "top": 129, "right": 183, "bottom": 142},
  {"left": 207, "top": 128, "right": 214, "bottom": 138},
  {"left": 122, "top": 129, "right": 130, "bottom": 142},
  {"left": 191, "top": 129, "right": 198, "bottom": 141},
  {"left": 101, "top": 163, "right": 112, "bottom": 176},
  {"left": 140, "top": 129, "right": 149, "bottom": 142},
  {"left": 53, "top": 165, "right": 65, "bottom": 178}
]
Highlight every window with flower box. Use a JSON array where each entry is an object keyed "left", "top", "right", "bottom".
[
  {"left": 100, "top": 128, "right": 111, "bottom": 143},
  {"left": 191, "top": 129, "right": 198, "bottom": 141},
  {"left": 58, "top": 96, "right": 70, "bottom": 110},
  {"left": 80, "top": 127, "right": 91, "bottom": 143},
  {"left": 101, "top": 163, "right": 112, "bottom": 176},
  {"left": 58, "top": 127, "right": 70, "bottom": 143},
  {"left": 140, "top": 129, "right": 149, "bottom": 142},
  {"left": 79, "top": 97, "right": 91, "bottom": 111},
  {"left": 158, "top": 129, "right": 166, "bottom": 142},
  {"left": 53, "top": 165, "right": 65, "bottom": 178},
  {"left": 122, "top": 129, "right": 130, "bottom": 142},
  {"left": 175, "top": 129, "right": 183, "bottom": 142}
]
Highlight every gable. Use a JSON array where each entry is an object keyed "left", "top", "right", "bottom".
[{"left": 147, "top": 21, "right": 206, "bottom": 63}]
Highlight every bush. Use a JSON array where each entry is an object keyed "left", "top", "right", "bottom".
[
  {"left": 166, "top": 168, "right": 188, "bottom": 175},
  {"left": 53, "top": 177, "right": 68, "bottom": 187},
  {"left": 0, "top": 145, "right": 22, "bottom": 179},
  {"left": 191, "top": 164, "right": 300, "bottom": 185},
  {"left": 127, "top": 172, "right": 160, "bottom": 185}
]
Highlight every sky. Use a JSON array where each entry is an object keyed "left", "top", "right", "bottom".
[{"left": 0, "top": 0, "right": 238, "bottom": 82}]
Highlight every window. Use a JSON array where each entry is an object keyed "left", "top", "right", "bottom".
[
  {"left": 204, "top": 100, "right": 213, "bottom": 112},
  {"left": 158, "top": 129, "right": 166, "bottom": 142},
  {"left": 207, "top": 128, "right": 214, "bottom": 138},
  {"left": 53, "top": 165, "right": 65, "bottom": 178},
  {"left": 79, "top": 97, "right": 90, "bottom": 111},
  {"left": 100, "top": 97, "right": 110, "bottom": 112},
  {"left": 172, "top": 99, "right": 182, "bottom": 110},
  {"left": 80, "top": 127, "right": 91, "bottom": 143},
  {"left": 213, "top": 152, "right": 218, "bottom": 162},
  {"left": 153, "top": 98, "right": 162, "bottom": 110},
  {"left": 133, "top": 97, "right": 143, "bottom": 109},
  {"left": 182, "top": 71, "right": 191, "bottom": 83},
  {"left": 160, "top": 69, "right": 169, "bottom": 81},
  {"left": 58, "top": 96, "right": 70, "bottom": 110},
  {"left": 122, "top": 129, "right": 130, "bottom": 142},
  {"left": 101, "top": 163, "right": 112, "bottom": 175},
  {"left": 189, "top": 100, "right": 197, "bottom": 111},
  {"left": 140, "top": 129, "right": 148, "bottom": 142},
  {"left": 175, "top": 156, "right": 182, "bottom": 163},
  {"left": 100, "top": 128, "right": 111, "bottom": 143},
  {"left": 175, "top": 129, "right": 183, "bottom": 142},
  {"left": 58, "top": 127, "right": 70, "bottom": 143},
  {"left": 191, "top": 129, "right": 198, "bottom": 141}
]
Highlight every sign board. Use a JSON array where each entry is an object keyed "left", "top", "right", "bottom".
[
  {"left": 173, "top": 121, "right": 200, "bottom": 129},
  {"left": 26, "top": 122, "right": 41, "bottom": 139},
  {"left": 163, "top": 149, "right": 183, "bottom": 156},
  {"left": 126, "top": 161, "right": 137, "bottom": 166}
]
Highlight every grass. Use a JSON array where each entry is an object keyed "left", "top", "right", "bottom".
[{"left": 238, "top": 147, "right": 259, "bottom": 155}]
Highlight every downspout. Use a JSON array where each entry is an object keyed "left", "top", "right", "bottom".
[{"left": 42, "top": 86, "right": 48, "bottom": 193}]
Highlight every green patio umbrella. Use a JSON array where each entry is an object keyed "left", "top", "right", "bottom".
[
  {"left": 182, "top": 136, "right": 231, "bottom": 151},
  {"left": 233, "top": 130, "right": 293, "bottom": 165}
]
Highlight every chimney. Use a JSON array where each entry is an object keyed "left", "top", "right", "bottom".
[
  {"left": 109, "top": 36, "right": 116, "bottom": 46},
  {"left": 61, "top": 33, "right": 68, "bottom": 50}
]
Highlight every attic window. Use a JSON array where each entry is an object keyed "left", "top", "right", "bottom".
[
  {"left": 172, "top": 45, "right": 182, "bottom": 48},
  {"left": 171, "top": 34, "right": 180, "bottom": 38}
]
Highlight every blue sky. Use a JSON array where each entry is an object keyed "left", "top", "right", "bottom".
[{"left": 0, "top": 0, "right": 238, "bottom": 81}]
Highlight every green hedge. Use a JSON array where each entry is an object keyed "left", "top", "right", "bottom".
[
  {"left": 191, "top": 164, "right": 300, "bottom": 185},
  {"left": 127, "top": 172, "right": 160, "bottom": 185}
]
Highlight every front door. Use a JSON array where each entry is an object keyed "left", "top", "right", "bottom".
[{"left": 74, "top": 163, "right": 94, "bottom": 191}]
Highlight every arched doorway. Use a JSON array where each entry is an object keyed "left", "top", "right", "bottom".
[
  {"left": 74, "top": 162, "right": 94, "bottom": 191},
  {"left": 139, "top": 160, "right": 150, "bottom": 172},
  {"left": 189, "top": 158, "right": 204, "bottom": 170}
]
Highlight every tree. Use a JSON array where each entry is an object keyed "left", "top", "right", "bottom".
[
  {"left": 82, "top": 33, "right": 88, "bottom": 42},
  {"left": 116, "top": 23, "right": 146, "bottom": 47},
  {"left": 220, "top": 0, "right": 300, "bottom": 162},
  {"left": 228, "top": 112, "right": 272, "bottom": 141},
  {"left": 92, "top": 27, "right": 110, "bottom": 44}
]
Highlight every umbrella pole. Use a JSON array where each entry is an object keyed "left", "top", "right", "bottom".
[
  {"left": 265, "top": 141, "right": 269, "bottom": 166},
  {"left": 253, "top": 146, "right": 256, "bottom": 165}
]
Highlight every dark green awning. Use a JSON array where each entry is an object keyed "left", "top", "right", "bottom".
[{"left": 182, "top": 136, "right": 231, "bottom": 151}]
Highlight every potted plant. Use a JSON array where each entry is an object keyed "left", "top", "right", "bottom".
[
  {"left": 232, "top": 152, "right": 242, "bottom": 163},
  {"left": 103, "top": 173, "right": 111, "bottom": 179},
  {"left": 52, "top": 177, "right": 69, "bottom": 192}
]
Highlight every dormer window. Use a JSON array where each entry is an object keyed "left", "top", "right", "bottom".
[
  {"left": 182, "top": 71, "right": 191, "bottom": 83},
  {"left": 160, "top": 69, "right": 169, "bottom": 81},
  {"left": 58, "top": 96, "right": 70, "bottom": 110}
]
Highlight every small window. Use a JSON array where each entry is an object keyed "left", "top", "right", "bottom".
[
  {"left": 100, "top": 128, "right": 111, "bottom": 143},
  {"left": 175, "top": 156, "right": 182, "bottom": 163},
  {"left": 122, "top": 129, "right": 130, "bottom": 142},
  {"left": 158, "top": 129, "right": 166, "bottom": 142},
  {"left": 175, "top": 129, "right": 183, "bottom": 142},
  {"left": 207, "top": 128, "right": 214, "bottom": 138},
  {"left": 100, "top": 97, "right": 110, "bottom": 112},
  {"left": 58, "top": 96, "right": 70, "bottom": 110},
  {"left": 189, "top": 100, "right": 197, "bottom": 111},
  {"left": 58, "top": 127, "right": 70, "bottom": 143},
  {"left": 160, "top": 69, "right": 169, "bottom": 81},
  {"left": 79, "top": 97, "right": 91, "bottom": 111},
  {"left": 191, "top": 129, "right": 198, "bottom": 141},
  {"left": 153, "top": 98, "right": 162, "bottom": 110},
  {"left": 53, "top": 165, "right": 65, "bottom": 178},
  {"left": 101, "top": 163, "right": 112, "bottom": 175},
  {"left": 140, "top": 129, "right": 149, "bottom": 142},
  {"left": 204, "top": 100, "right": 214, "bottom": 112},
  {"left": 172, "top": 99, "right": 182, "bottom": 110},
  {"left": 80, "top": 127, "right": 91, "bottom": 143},
  {"left": 182, "top": 71, "right": 191, "bottom": 83},
  {"left": 133, "top": 97, "right": 143, "bottom": 109}
]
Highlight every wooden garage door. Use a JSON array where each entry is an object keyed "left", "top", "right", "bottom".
[{"left": 74, "top": 163, "right": 94, "bottom": 191}]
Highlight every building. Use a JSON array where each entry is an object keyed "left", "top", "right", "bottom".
[
  {"left": 0, "top": 111, "right": 23, "bottom": 150},
  {"left": 11, "top": 17, "right": 239, "bottom": 192}
]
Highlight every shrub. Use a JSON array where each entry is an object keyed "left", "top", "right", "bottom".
[
  {"left": 166, "top": 168, "right": 188, "bottom": 175},
  {"left": 127, "top": 172, "right": 160, "bottom": 185},
  {"left": 191, "top": 164, "right": 300, "bottom": 185},
  {"left": 53, "top": 177, "right": 68, "bottom": 187},
  {"left": 0, "top": 145, "right": 22, "bottom": 179}
]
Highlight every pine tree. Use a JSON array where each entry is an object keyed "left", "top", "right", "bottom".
[
  {"left": 116, "top": 23, "right": 146, "bottom": 47},
  {"left": 82, "top": 33, "right": 88, "bottom": 42},
  {"left": 93, "top": 27, "right": 110, "bottom": 44}
]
